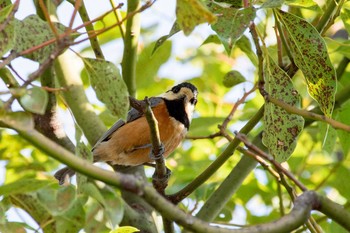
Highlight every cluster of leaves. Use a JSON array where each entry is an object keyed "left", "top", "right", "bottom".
[{"left": 0, "top": 0, "right": 350, "bottom": 232}]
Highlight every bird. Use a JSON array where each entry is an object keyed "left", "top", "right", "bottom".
[{"left": 54, "top": 82, "right": 198, "bottom": 184}]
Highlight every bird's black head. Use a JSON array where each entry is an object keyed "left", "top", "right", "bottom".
[
  {"left": 170, "top": 82, "right": 198, "bottom": 95},
  {"left": 162, "top": 82, "right": 198, "bottom": 129}
]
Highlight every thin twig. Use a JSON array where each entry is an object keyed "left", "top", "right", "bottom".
[
  {"left": 68, "top": 0, "right": 82, "bottom": 30},
  {"left": 187, "top": 85, "right": 257, "bottom": 141},
  {"left": 109, "top": 0, "right": 125, "bottom": 40},
  {"left": 38, "top": 0, "right": 59, "bottom": 38},
  {"left": 144, "top": 97, "right": 168, "bottom": 192},
  {"left": 266, "top": 95, "right": 350, "bottom": 132},
  {"left": 234, "top": 132, "right": 308, "bottom": 192},
  {"left": 128, "top": 96, "right": 169, "bottom": 194}
]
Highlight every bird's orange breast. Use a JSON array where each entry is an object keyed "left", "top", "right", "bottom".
[{"left": 93, "top": 101, "right": 187, "bottom": 166}]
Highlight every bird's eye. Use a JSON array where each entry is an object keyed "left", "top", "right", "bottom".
[{"left": 190, "top": 98, "right": 197, "bottom": 105}]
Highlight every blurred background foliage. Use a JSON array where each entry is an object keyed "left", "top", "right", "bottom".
[{"left": 0, "top": 0, "right": 350, "bottom": 232}]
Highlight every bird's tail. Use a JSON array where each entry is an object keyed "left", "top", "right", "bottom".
[
  {"left": 54, "top": 167, "right": 76, "bottom": 185},
  {"left": 54, "top": 155, "right": 101, "bottom": 185}
]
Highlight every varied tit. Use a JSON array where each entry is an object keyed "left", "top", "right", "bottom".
[{"left": 54, "top": 82, "right": 198, "bottom": 184}]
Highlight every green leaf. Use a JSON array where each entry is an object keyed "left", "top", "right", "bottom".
[
  {"left": 36, "top": 186, "right": 85, "bottom": 232},
  {"left": 324, "top": 38, "right": 350, "bottom": 59},
  {"left": 318, "top": 121, "right": 337, "bottom": 154},
  {"left": 341, "top": 2, "right": 350, "bottom": 35},
  {"left": 0, "top": 178, "right": 52, "bottom": 196},
  {"left": 152, "top": 22, "right": 180, "bottom": 55},
  {"left": 209, "top": 5, "right": 256, "bottom": 54},
  {"left": 100, "top": 187, "right": 124, "bottom": 228},
  {"left": 0, "top": 111, "right": 34, "bottom": 130},
  {"left": 76, "top": 144, "right": 92, "bottom": 192},
  {"left": 13, "top": 15, "right": 67, "bottom": 63},
  {"left": 262, "top": 56, "right": 304, "bottom": 162},
  {"left": 94, "top": 11, "right": 124, "bottom": 45},
  {"left": 330, "top": 165, "right": 350, "bottom": 199},
  {"left": 188, "top": 117, "right": 225, "bottom": 137},
  {"left": 136, "top": 41, "right": 172, "bottom": 90},
  {"left": 285, "top": 0, "right": 321, "bottom": 11},
  {"left": 0, "top": 3, "right": 15, "bottom": 57},
  {"left": 222, "top": 70, "right": 245, "bottom": 88},
  {"left": 235, "top": 35, "right": 258, "bottom": 66},
  {"left": 176, "top": 0, "right": 217, "bottom": 36},
  {"left": 55, "top": 196, "right": 85, "bottom": 233},
  {"left": 36, "top": 185, "right": 79, "bottom": 215},
  {"left": 261, "top": 0, "right": 284, "bottom": 8},
  {"left": 19, "top": 87, "right": 48, "bottom": 115},
  {"left": 81, "top": 183, "right": 106, "bottom": 205},
  {"left": 261, "top": 0, "right": 320, "bottom": 10},
  {"left": 275, "top": 10, "right": 336, "bottom": 117},
  {"left": 83, "top": 58, "right": 129, "bottom": 119},
  {"left": 202, "top": 34, "right": 222, "bottom": 45},
  {"left": 56, "top": 186, "right": 77, "bottom": 213},
  {"left": 335, "top": 101, "right": 350, "bottom": 157},
  {"left": 0, "top": 222, "right": 28, "bottom": 233}
]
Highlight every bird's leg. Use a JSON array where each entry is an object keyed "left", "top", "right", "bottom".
[
  {"left": 148, "top": 143, "right": 171, "bottom": 194},
  {"left": 148, "top": 143, "right": 165, "bottom": 161}
]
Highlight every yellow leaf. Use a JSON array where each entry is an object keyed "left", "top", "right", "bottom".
[{"left": 110, "top": 226, "right": 140, "bottom": 233}]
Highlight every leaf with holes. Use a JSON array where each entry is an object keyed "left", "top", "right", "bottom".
[
  {"left": 275, "top": 10, "right": 336, "bottom": 117},
  {"left": 176, "top": 0, "right": 216, "bottom": 36},
  {"left": 209, "top": 4, "right": 255, "bottom": 54},
  {"left": 262, "top": 56, "right": 304, "bottom": 162},
  {"left": 83, "top": 58, "right": 129, "bottom": 119},
  {"left": 20, "top": 87, "right": 48, "bottom": 115}
]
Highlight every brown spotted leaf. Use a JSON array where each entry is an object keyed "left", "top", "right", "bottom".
[
  {"left": 13, "top": 15, "right": 68, "bottom": 63},
  {"left": 262, "top": 56, "right": 304, "bottom": 162},
  {"left": 176, "top": 0, "right": 216, "bottom": 36},
  {"left": 83, "top": 58, "right": 129, "bottom": 119},
  {"left": 276, "top": 10, "right": 336, "bottom": 117},
  {"left": 209, "top": 4, "right": 256, "bottom": 54}
]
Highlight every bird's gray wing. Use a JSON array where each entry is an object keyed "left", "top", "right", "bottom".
[
  {"left": 127, "top": 97, "right": 163, "bottom": 122},
  {"left": 91, "top": 97, "right": 163, "bottom": 151}
]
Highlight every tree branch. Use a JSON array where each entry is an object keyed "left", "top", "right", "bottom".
[
  {"left": 54, "top": 50, "right": 107, "bottom": 145},
  {"left": 168, "top": 106, "right": 264, "bottom": 204},
  {"left": 8, "top": 122, "right": 350, "bottom": 232}
]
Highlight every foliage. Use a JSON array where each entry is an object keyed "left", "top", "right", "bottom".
[{"left": 0, "top": 0, "right": 350, "bottom": 232}]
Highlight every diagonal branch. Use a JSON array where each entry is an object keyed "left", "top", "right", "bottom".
[{"left": 7, "top": 121, "right": 350, "bottom": 233}]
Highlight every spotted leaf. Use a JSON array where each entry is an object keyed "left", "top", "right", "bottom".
[
  {"left": 275, "top": 10, "right": 336, "bottom": 117},
  {"left": 262, "top": 55, "right": 304, "bottom": 162},
  {"left": 209, "top": 4, "right": 255, "bottom": 54},
  {"left": 83, "top": 58, "right": 129, "bottom": 119},
  {"left": 176, "top": 0, "right": 216, "bottom": 36}
]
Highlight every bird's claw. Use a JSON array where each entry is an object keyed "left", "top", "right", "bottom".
[{"left": 149, "top": 143, "right": 165, "bottom": 161}]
